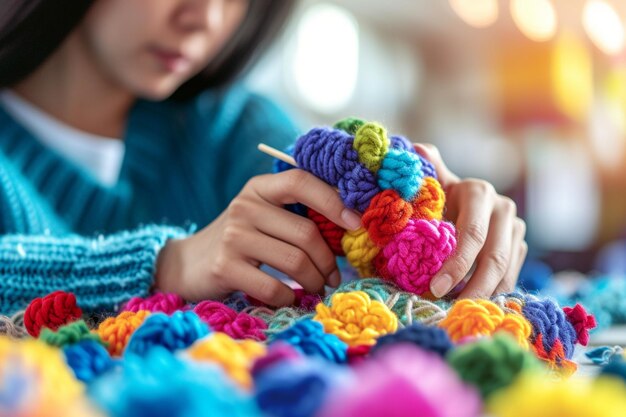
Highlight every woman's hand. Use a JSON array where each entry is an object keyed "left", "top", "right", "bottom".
[
  {"left": 415, "top": 144, "right": 527, "bottom": 299},
  {"left": 154, "top": 170, "right": 362, "bottom": 306}
]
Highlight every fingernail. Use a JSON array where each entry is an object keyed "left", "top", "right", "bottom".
[
  {"left": 341, "top": 209, "right": 361, "bottom": 231},
  {"left": 431, "top": 274, "right": 452, "bottom": 298},
  {"left": 328, "top": 270, "right": 341, "bottom": 288}
]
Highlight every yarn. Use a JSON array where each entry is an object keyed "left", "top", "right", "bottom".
[
  {"left": 521, "top": 296, "right": 578, "bottom": 359},
  {"left": 338, "top": 162, "right": 381, "bottom": 212},
  {"left": 487, "top": 373, "right": 626, "bottom": 417},
  {"left": 563, "top": 303, "right": 596, "bottom": 346},
  {"left": 271, "top": 319, "right": 348, "bottom": 364},
  {"left": 293, "top": 289, "right": 323, "bottom": 312},
  {"left": 317, "top": 344, "right": 481, "bottom": 417},
  {"left": 24, "top": 290, "right": 82, "bottom": 337},
  {"left": 122, "top": 292, "right": 186, "bottom": 315},
  {"left": 412, "top": 177, "right": 445, "bottom": 220},
  {"left": 600, "top": 358, "right": 626, "bottom": 382},
  {"left": 341, "top": 227, "right": 380, "bottom": 277},
  {"left": 377, "top": 148, "right": 424, "bottom": 201},
  {"left": 90, "top": 346, "right": 262, "bottom": 417},
  {"left": 292, "top": 119, "right": 456, "bottom": 295},
  {"left": 125, "top": 311, "right": 209, "bottom": 356},
  {"left": 0, "top": 336, "right": 90, "bottom": 416},
  {"left": 187, "top": 332, "right": 266, "bottom": 389},
  {"left": 346, "top": 344, "right": 372, "bottom": 364},
  {"left": 251, "top": 342, "right": 303, "bottom": 376},
  {"left": 0, "top": 314, "right": 26, "bottom": 338},
  {"left": 361, "top": 190, "right": 413, "bottom": 246},
  {"left": 254, "top": 359, "right": 346, "bottom": 417},
  {"left": 193, "top": 300, "right": 267, "bottom": 341},
  {"left": 294, "top": 127, "right": 358, "bottom": 186},
  {"left": 381, "top": 219, "right": 456, "bottom": 295},
  {"left": 39, "top": 319, "right": 103, "bottom": 348},
  {"left": 334, "top": 117, "right": 365, "bottom": 135},
  {"left": 306, "top": 208, "right": 345, "bottom": 256},
  {"left": 353, "top": 122, "right": 389, "bottom": 173},
  {"left": 97, "top": 310, "right": 151, "bottom": 356},
  {"left": 447, "top": 334, "right": 542, "bottom": 399},
  {"left": 585, "top": 345, "right": 623, "bottom": 365},
  {"left": 63, "top": 339, "right": 116, "bottom": 384},
  {"left": 314, "top": 291, "right": 398, "bottom": 346},
  {"left": 439, "top": 299, "right": 532, "bottom": 348},
  {"left": 371, "top": 322, "right": 453, "bottom": 357}
]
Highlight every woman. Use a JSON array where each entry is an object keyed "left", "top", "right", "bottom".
[{"left": 0, "top": 0, "right": 526, "bottom": 314}]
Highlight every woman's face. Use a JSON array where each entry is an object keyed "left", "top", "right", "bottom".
[{"left": 79, "top": 0, "right": 248, "bottom": 99}]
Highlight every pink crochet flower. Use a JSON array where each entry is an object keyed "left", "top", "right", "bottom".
[
  {"left": 193, "top": 300, "right": 268, "bottom": 341},
  {"left": 122, "top": 292, "right": 186, "bottom": 315},
  {"left": 382, "top": 219, "right": 456, "bottom": 295}
]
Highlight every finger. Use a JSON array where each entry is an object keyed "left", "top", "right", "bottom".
[
  {"left": 413, "top": 143, "right": 460, "bottom": 186},
  {"left": 494, "top": 219, "right": 527, "bottom": 295},
  {"left": 226, "top": 261, "right": 295, "bottom": 307},
  {"left": 458, "top": 197, "right": 516, "bottom": 299},
  {"left": 429, "top": 180, "right": 496, "bottom": 298},
  {"left": 232, "top": 228, "right": 326, "bottom": 295},
  {"left": 246, "top": 200, "right": 340, "bottom": 287},
  {"left": 249, "top": 170, "right": 362, "bottom": 231}
]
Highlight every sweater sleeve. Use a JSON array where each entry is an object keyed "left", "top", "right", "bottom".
[{"left": 0, "top": 224, "right": 189, "bottom": 315}]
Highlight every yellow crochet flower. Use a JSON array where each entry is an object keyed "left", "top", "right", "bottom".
[
  {"left": 187, "top": 332, "right": 266, "bottom": 389},
  {"left": 0, "top": 336, "right": 100, "bottom": 417},
  {"left": 341, "top": 228, "right": 379, "bottom": 277},
  {"left": 314, "top": 291, "right": 398, "bottom": 346},
  {"left": 439, "top": 299, "right": 531, "bottom": 348},
  {"left": 488, "top": 372, "right": 626, "bottom": 417}
]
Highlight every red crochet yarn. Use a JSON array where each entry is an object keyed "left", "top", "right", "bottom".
[
  {"left": 307, "top": 208, "right": 345, "bottom": 256},
  {"left": 193, "top": 300, "right": 268, "bottom": 341},
  {"left": 347, "top": 344, "right": 372, "bottom": 365},
  {"left": 24, "top": 291, "right": 82, "bottom": 337},
  {"left": 563, "top": 304, "right": 597, "bottom": 346},
  {"left": 362, "top": 190, "right": 413, "bottom": 247},
  {"left": 122, "top": 292, "right": 186, "bottom": 315}
]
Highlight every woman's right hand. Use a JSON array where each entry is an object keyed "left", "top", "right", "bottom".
[{"left": 154, "top": 170, "right": 362, "bottom": 306}]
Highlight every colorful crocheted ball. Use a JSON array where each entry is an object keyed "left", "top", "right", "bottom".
[{"left": 290, "top": 117, "right": 456, "bottom": 296}]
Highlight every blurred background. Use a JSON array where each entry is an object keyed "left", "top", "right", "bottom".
[{"left": 246, "top": 0, "right": 626, "bottom": 279}]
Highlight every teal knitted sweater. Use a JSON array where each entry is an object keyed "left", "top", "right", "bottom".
[{"left": 0, "top": 85, "right": 298, "bottom": 314}]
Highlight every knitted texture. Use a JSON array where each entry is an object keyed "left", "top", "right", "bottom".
[
  {"left": 314, "top": 291, "right": 398, "bottom": 346},
  {"left": 24, "top": 290, "right": 82, "bottom": 337},
  {"left": 193, "top": 300, "right": 268, "bottom": 341},
  {"left": 447, "top": 334, "right": 542, "bottom": 399},
  {"left": 293, "top": 118, "right": 456, "bottom": 296},
  {"left": 125, "top": 311, "right": 209, "bottom": 355},
  {"left": 63, "top": 339, "right": 116, "bottom": 384},
  {"left": 39, "top": 319, "right": 104, "bottom": 348},
  {"left": 0, "top": 85, "right": 298, "bottom": 315},
  {"left": 122, "top": 293, "right": 186, "bottom": 315},
  {"left": 97, "top": 310, "right": 151, "bottom": 356},
  {"left": 187, "top": 332, "right": 266, "bottom": 389},
  {"left": 271, "top": 319, "right": 348, "bottom": 363},
  {"left": 371, "top": 322, "right": 453, "bottom": 357}
]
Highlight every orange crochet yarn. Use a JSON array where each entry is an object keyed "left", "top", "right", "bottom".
[
  {"left": 439, "top": 299, "right": 531, "bottom": 348},
  {"left": 362, "top": 190, "right": 413, "bottom": 246},
  {"left": 411, "top": 177, "right": 445, "bottom": 220},
  {"left": 97, "top": 310, "right": 151, "bottom": 356},
  {"left": 187, "top": 332, "right": 266, "bottom": 389}
]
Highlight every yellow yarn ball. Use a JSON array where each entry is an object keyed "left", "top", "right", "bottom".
[
  {"left": 314, "top": 291, "right": 398, "bottom": 346},
  {"left": 187, "top": 332, "right": 266, "bottom": 389}
]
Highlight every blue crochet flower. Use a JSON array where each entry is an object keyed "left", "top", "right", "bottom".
[
  {"left": 63, "top": 339, "right": 117, "bottom": 383},
  {"left": 371, "top": 323, "right": 452, "bottom": 357},
  {"left": 271, "top": 319, "right": 347, "bottom": 364}
]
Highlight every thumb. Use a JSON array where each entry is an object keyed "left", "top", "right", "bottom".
[{"left": 413, "top": 143, "right": 459, "bottom": 187}]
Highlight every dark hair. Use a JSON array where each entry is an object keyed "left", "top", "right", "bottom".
[{"left": 0, "top": 0, "right": 294, "bottom": 100}]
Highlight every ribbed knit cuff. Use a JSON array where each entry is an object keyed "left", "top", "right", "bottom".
[{"left": 0, "top": 224, "right": 191, "bottom": 314}]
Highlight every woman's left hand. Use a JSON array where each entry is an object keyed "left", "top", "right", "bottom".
[{"left": 414, "top": 144, "right": 528, "bottom": 299}]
